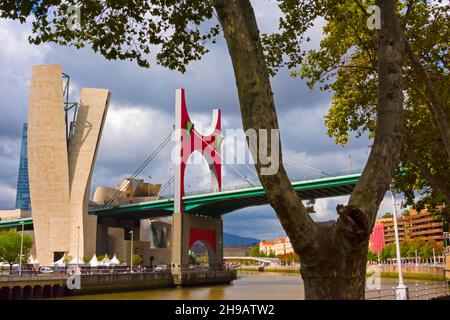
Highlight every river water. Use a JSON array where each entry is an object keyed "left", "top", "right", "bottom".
[{"left": 59, "top": 272, "right": 441, "bottom": 300}]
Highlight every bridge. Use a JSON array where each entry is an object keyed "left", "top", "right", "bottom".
[
  {"left": 0, "top": 172, "right": 361, "bottom": 230},
  {"left": 2, "top": 71, "right": 364, "bottom": 284},
  {"left": 223, "top": 256, "right": 280, "bottom": 265}
]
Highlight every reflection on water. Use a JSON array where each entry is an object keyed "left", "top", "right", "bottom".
[{"left": 58, "top": 271, "right": 440, "bottom": 300}]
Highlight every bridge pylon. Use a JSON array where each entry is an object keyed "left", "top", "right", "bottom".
[{"left": 171, "top": 89, "right": 224, "bottom": 278}]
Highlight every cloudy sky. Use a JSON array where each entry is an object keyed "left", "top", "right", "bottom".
[{"left": 0, "top": 1, "right": 395, "bottom": 240}]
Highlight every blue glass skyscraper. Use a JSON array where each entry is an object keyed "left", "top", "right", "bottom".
[{"left": 15, "top": 123, "right": 31, "bottom": 211}]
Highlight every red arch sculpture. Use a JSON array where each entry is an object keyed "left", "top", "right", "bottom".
[
  {"left": 189, "top": 227, "right": 216, "bottom": 253},
  {"left": 174, "top": 88, "right": 222, "bottom": 213}
]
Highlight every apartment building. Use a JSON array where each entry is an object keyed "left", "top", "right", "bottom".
[{"left": 374, "top": 208, "right": 445, "bottom": 244}]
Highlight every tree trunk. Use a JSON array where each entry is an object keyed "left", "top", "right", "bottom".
[{"left": 213, "top": 0, "right": 404, "bottom": 299}]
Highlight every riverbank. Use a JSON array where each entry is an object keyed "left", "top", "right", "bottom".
[
  {"left": 238, "top": 266, "right": 300, "bottom": 273},
  {"left": 238, "top": 265, "right": 447, "bottom": 282},
  {"left": 0, "top": 270, "right": 237, "bottom": 300},
  {"left": 55, "top": 272, "right": 448, "bottom": 300}
]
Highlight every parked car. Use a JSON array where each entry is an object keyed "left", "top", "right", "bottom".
[
  {"left": 38, "top": 266, "right": 54, "bottom": 274},
  {"left": 154, "top": 265, "right": 167, "bottom": 272}
]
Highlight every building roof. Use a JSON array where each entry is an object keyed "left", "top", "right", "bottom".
[{"left": 260, "top": 241, "right": 274, "bottom": 246}]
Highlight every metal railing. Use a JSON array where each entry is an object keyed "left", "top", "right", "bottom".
[
  {"left": 178, "top": 169, "right": 362, "bottom": 198},
  {"left": 410, "top": 282, "right": 450, "bottom": 300},
  {"left": 368, "top": 256, "right": 446, "bottom": 266},
  {"left": 366, "top": 281, "right": 450, "bottom": 300},
  {"left": 366, "top": 287, "right": 396, "bottom": 300}
]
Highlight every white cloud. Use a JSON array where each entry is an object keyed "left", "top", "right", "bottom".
[{"left": 0, "top": 181, "right": 17, "bottom": 209}]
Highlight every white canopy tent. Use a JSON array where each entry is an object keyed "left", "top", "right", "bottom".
[
  {"left": 109, "top": 254, "right": 120, "bottom": 265},
  {"left": 89, "top": 254, "right": 99, "bottom": 267},
  {"left": 101, "top": 255, "right": 110, "bottom": 266}
]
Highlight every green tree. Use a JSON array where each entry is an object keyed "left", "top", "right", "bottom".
[
  {"left": 249, "top": 246, "right": 262, "bottom": 257},
  {"left": 96, "top": 254, "right": 106, "bottom": 262},
  {"left": 198, "top": 255, "right": 209, "bottom": 266},
  {"left": 63, "top": 254, "right": 72, "bottom": 265},
  {"left": 83, "top": 255, "right": 91, "bottom": 264},
  {"left": 0, "top": 0, "right": 405, "bottom": 299},
  {"left": 380, "top": 243, "right": 396, "bottom": 260},
  {"left": 0, "top": 231, "right": 33, "bottom": 270},
  {"left": 267, "top": 250, "right": 277, "bottom": 259},
  {"left": 382, "top": 212, "right": 393, "bottom": 219},
  {"left": 132, "top": 254, "right": 142, "bottom": 266},
  {"left": 367, "top": 250, "right": 378, "bottom": 262},
  {"left": 188, "top": 254, "right": 197, "bottom": 265},
  {"left": 265, "top": 0, "right": 449, "bottom": 221}
]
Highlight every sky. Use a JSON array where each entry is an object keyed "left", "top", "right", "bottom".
[{"left": 0, "top": 1, "right": 396, "bottom": 240}]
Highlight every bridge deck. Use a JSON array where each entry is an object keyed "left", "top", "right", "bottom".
[
  {"left": 0, "top": 172, "right": 361, "bottom": 228},
  {"left": 90, "top": 172, "right": 361, "bottom": 219}
]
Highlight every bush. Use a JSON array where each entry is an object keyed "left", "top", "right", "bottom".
[{"left": 132, "top": 254, "right": 142, "bottom": 266}]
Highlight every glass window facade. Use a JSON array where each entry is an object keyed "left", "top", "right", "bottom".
[{"left": 15, "top": 123, "right": 31, "bottom": 211}]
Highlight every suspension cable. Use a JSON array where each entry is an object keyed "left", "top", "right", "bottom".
[
  {"left": 104, "top": 131, "right": 174, "bottom": 207},
  {"left": 192, "top": 131, "right": 255, "bottom": 187},
  {"left": 284, "top": 158, "right": 334, "bottom": 176}
]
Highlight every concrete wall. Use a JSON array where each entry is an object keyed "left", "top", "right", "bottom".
[
  {"left": 28, "top": 64, "right": 72, "bottom": 265},
  {"left": 75, "top": 272, "right": 173, "bottom": 295},
  {"left": 367, "top": 264, "right": 445, "bottom": 278},
  {"left": 171, "top": 213, "right": 223, "bottom": 273},
  {"left": 68, "top": 88, "right": 110, "bottom": 259},
  {"left": 0, "top": 209, "right": 24, "bottom": 220},
  {"left": 28, "top": 64, "right": 110, "bottom": 265},
  {"left": 149, "top": 248, "right": 171, "bottom": 266},
  {"left": 107, "top": 236, "right": 170, "bottom": 266}
]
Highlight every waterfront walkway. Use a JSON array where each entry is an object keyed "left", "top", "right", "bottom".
[{"left": 0, "top": 269, "right": 237, "bottom": 300}]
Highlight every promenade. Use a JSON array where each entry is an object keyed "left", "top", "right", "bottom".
[{"left": 0, "top": 269, "right": 237, "bottom": 300}]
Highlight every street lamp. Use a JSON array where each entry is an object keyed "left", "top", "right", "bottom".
[
  {"left": 19, "top": 221, "right": 24, "bottom": 276},
  {"left": 77, "top": 226, "right": 80, "bottom": 271},
  {"left": 129, "top": 231, "right": 134, "bottom": 273},
  {"left": 390, "top": 182, "right": 408, "bottom": 300}
]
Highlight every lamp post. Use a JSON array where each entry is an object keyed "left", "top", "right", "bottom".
[
  {"left": 129, "top": 231, "right": 134, "bottom": 273},
  {"left": 19, "top": 221, "right": 24, "bottom": 276},
  {"left": 390, "top": 182, "right": 408, "bottom": 300},
  {"left": 77, "top": 226, "right": 80, "bottom": 271}
]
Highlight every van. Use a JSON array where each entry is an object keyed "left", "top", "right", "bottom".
[
  {"left": 154, "top": 265, "right": 167, "bottom": 272},
  {"left": 38, "top": 266, "right": 54, "bottom": 274}
]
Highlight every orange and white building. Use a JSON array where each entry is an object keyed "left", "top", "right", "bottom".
[
  {"left": 274, "top": 237, "right": 294, "bottom": 255},
  {"left": 259, "top": 237, "right": 294, "bottom": 256},
  {"left": 259, "top": 241, "right": 275, "bottom": 255}
]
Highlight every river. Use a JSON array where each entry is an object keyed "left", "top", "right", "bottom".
[{"left": 58, "top": 271, "right": 443, "bottom": 300}]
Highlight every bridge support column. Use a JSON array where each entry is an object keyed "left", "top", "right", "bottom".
[
  {"left": 171, "top": 213, "right": 223, "bottom": 276},
  {"left": 96, "top": 222, "right": 109, "bottom": 255}
]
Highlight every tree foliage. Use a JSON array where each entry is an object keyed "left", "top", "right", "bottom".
[
  {"left": 0, "top": 0, "right": 408, "bottom": 299},
  {"left": 264, "top": 0, "right": 449, "bottom": 216},
  {"left": 0, "top": 0, "right": 220, "bottom": 73},
  {"left": 132, "top": 253, "right": 143, "bottom": 266},
  {"left": 0, "top": 231, "right": 33, "bottom": 268},
  {"left": 377, "top": 238, "right": 444, "bottom": 260}
]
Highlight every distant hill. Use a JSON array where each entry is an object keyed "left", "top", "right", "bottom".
[{"left": 223, "top": 232, "right": 260, "bottom": 247}]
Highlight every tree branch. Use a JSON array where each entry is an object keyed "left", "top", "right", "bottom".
[
  {"left": 212, "top": 0, "right": 322, "bottom": 252},
  {"left": 348, "top": 0, "right": 405, "bottom": 228}
]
